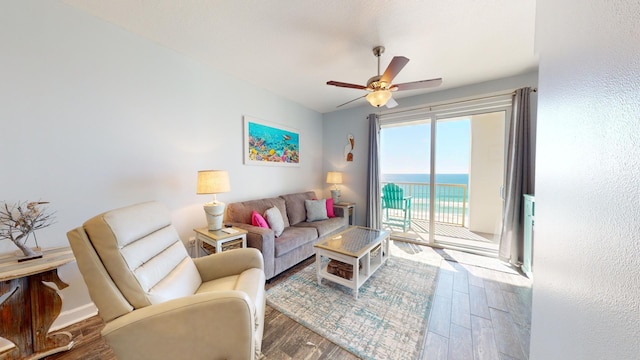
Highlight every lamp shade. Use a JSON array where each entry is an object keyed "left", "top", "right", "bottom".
[
  {"left": 197, "top": 170, "right": 230, "bottom": 194},
  {"left": 326, "top": 171, "right": 343, "bottom": 184},
  {"left": 366, "top": 90, "right": 392, "bottom": 107}
]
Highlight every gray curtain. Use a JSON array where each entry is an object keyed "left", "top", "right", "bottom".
[
  {"left": 499, "top": 87, "right": 535, "bottom": 264},
  {"left": 366, "top": 114, "right": 381, "bottom": 228}
]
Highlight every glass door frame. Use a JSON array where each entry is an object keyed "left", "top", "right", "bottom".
[
  {"left": 429, "top": 108, "right": 511, "bottom": 248},
  {"left": 379, "top": 95, "right": 513, "bottom": 247}
]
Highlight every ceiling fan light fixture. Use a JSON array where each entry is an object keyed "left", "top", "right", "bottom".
[
  {"left": 327, "top": 45, "right": 442, "bottom": 108},
  {"left": 366, "top": 89, "right": 392, "bottom": 107}
]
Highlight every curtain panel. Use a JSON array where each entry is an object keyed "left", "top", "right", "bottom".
[
  {"left": 366, "top": 114, "right": 381, "bottom": 229},
  {"left": 499, "top": 87, "right": 535, "bottom": 265}
]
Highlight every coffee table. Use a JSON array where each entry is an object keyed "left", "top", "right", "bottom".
[{"left": 314, "top": 226, "right": 390, "bottom": 299}]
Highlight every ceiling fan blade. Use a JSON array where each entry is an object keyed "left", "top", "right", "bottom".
[
  {"left": 327, "top": 81, "right": 368, "bottom": 90},
  {"left": 336, "top": 94, "right": 366, "bottom": 108},
  {"left": 392, "top": 78, "right": 443, "bottom": 91},
  {"left": 380, "top": 56, "right": 409, "bottom": 84},
  {"left": 386, "top": 97, "right": 398, "bottom": 108}
]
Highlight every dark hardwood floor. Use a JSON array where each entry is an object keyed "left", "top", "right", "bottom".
[
  {"left": 32, "top": 245, "right": 531, "bottom": 360},
  {"left": 42, "top": 315, "right": 115, "bottom": 360}
]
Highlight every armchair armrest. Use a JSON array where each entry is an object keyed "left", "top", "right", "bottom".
[
  {"left": 193, "top": 247, "right": 264, "bottom": 282},
  {"left": 103, "top": 291, "right": 256, "bottom": 360}
]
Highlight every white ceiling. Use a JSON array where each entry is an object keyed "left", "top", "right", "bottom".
[{"left": 63, "top": 0, "right": 538, "bottom": 114}]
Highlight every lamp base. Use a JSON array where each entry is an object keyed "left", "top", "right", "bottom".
[
  {"left": 203, "top": 202, "right": 225, "bottom": 231},
  {"left": 331, "top": 189, "right": 341, "bottom": 204}
]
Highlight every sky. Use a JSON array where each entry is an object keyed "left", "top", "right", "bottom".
[{"left": 380, "top": 118, "right": 471, "bottom": 174}]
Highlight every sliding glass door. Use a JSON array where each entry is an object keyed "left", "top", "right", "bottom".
[
  {"left": 433, "top": 112, "right": 506, "bottom": 256},
  {"left": 379, "top": 97, "right": 511, "bottom": 256},
  {"left": 380, "top": 118, "right": 432, "bottom": 243}
]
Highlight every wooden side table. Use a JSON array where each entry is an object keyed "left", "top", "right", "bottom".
[
  {"left": 0, "top": 247, "right": 75, "bottom": 359},
  {"left": 193, "top": 227, "right": 248, "bottom": 258},
  {"left": 335, "top": 202, "right": 355, "bottom": 226}
]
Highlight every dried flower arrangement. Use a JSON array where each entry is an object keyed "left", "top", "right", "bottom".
[{"left": 0, "top": 201, "right": 55, "bottom": 260}]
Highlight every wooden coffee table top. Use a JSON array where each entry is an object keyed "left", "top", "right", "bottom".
[{"left": 315, "top": 226, "right": 390, "bottom": 258}]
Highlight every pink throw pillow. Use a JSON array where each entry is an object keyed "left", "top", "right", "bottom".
[
  {"left": 251, "top": 210, "right": 269, "bottom": 228},
  {"left": 325, "top": 198, "right": 335, "bottom": 218}
]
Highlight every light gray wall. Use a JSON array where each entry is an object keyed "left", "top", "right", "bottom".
[
  {"left": 322, "top": 71, "right": 538, "bottom": 226},
  {"left": 1, "top": 1, "right": 323, "bottom": 327},
  {"left": 530, "top": 0, "right": 640, "bottom": 358}
]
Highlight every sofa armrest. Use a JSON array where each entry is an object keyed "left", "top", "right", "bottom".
[
  {"left": 193, "top": 248, "right": 264, "bottom": 282},
  {"left": 226, "top": 222, "right": 273, "bottom": 241},
  {"left": 226, "top": 222, "right": 276, "bottom": 279},
  {"left": 103, "top": 291, "right": 256, "bottom": 360}
]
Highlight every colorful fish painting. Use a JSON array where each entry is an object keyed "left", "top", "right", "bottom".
[{"left": 244, "top": 117, "right": 300, "bottom": 166}]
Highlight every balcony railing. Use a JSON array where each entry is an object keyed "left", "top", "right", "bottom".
[{"left": 382, "top": 181, "right": 468, "bottom": 226}]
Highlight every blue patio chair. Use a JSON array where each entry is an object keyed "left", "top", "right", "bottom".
[{"left": 381, "top": 183, "right": 412, "bottom": 232}]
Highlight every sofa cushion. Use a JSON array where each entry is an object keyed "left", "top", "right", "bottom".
[
  {"left": 293, "top": 216, "right": 348, "bottom": 237},
  {"left": 274, "top": 227, "right": 318, "bottom": 257},
  {"left": 251, "top": 211, "right": 269, "bottom": 228},
  {"left": 280, "top": 191, "right": 316, "bottom": 226},
  {"left": 226, "top": 197, "right": 290, "bottom": 228},
  {"left": 305, "top": 199, "right": 328, "bottom": 222},
  {"left": 264, "top": 206, "right": 285, "bottom": 237}
]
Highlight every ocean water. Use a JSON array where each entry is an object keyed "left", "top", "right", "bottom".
[
  {"left": 382, "top": 174, "right": 468, "bottom": 198},
  {"left": 381, "top": 173, "right": 469, "bottom": 223},
  {"left": 382, "top": 173, "right": 468, "bottom": 187}
]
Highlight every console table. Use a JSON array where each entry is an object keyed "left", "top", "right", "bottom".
[{"left": 0, "top": 247, "right": 75, "bottom": 359}]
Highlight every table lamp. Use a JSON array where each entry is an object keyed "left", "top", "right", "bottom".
[
  {"left": 197, "top": 170, "right": 230, "bottom": 231},
  {"left": 326, "top": 171, "right": 343, "bottom": 204}
]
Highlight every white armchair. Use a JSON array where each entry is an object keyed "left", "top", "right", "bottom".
[{"left": 67, "top": 201, "right": 266, "bottom": 360}]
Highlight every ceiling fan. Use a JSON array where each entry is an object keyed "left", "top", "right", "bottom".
[{"left": 327, "top": 46, "right": 443, "bottom": 108}]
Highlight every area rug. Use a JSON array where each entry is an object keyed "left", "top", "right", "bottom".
[{"left": 266, "top": 242, "right": 442, "bottom": 360}]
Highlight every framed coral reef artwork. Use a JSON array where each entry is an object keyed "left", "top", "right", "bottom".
[{"left": 243, "top": 116, "right": 301, "bottom": 167}]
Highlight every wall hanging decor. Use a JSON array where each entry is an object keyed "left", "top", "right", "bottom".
[
  {"left": 344, "top": 134, "right": 354, "bottom": 162},
  {"left": 244, "top": 116, "right": 300, "bottom": 167}
]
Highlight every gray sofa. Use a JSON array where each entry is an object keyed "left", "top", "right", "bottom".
[{"left": 225, "top": 191, "right": 349, "bottom": 279}]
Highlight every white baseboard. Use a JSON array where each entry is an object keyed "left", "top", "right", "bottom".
[{"left": 51, "top": 303, "right": 98, "bottom": 332}]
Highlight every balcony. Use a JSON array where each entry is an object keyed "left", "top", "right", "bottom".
[{"left": 381, "top": 181, "right": 500, "bottom": 257}]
